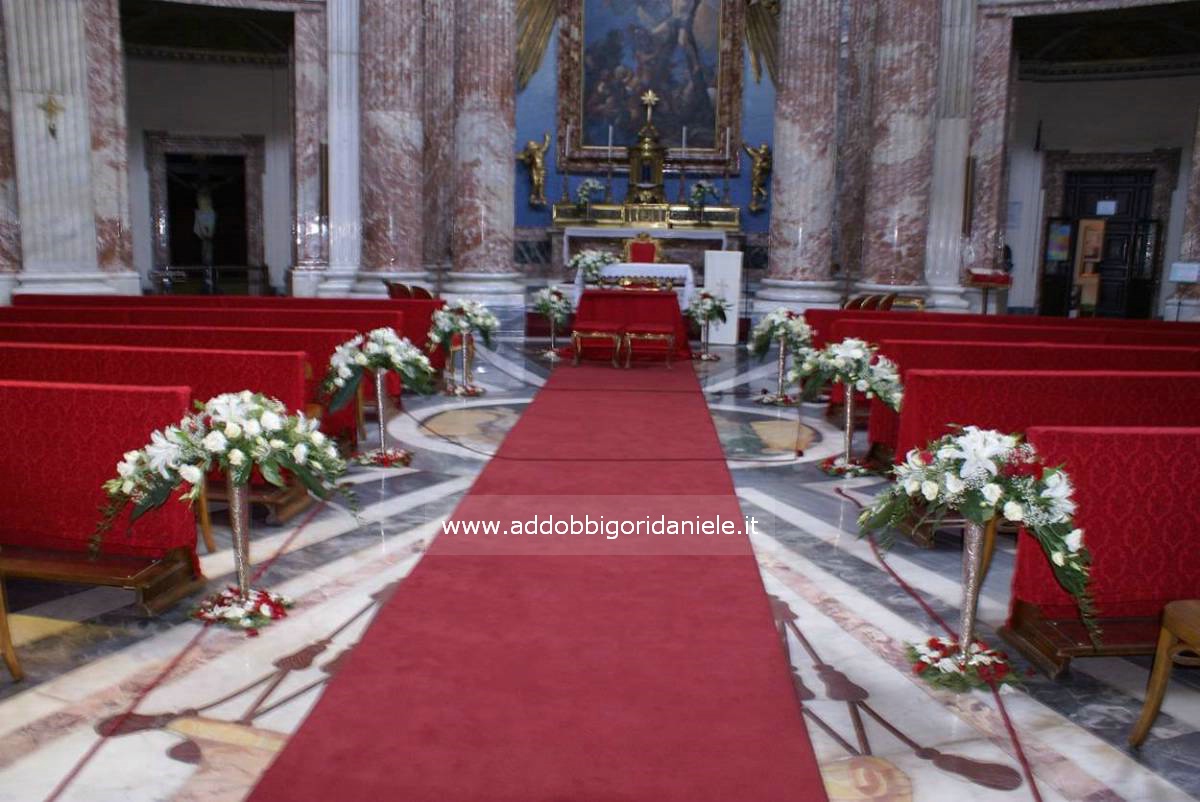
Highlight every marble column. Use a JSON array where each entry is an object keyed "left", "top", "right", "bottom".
[
  {"left": 445, "top": 0, "right": 524, "bottom": 305},
  {"left": 290, "top": 8, "right": 329, "bottom": 296},
  {"left": 355, "top": 0, "right": 425, "bottom": 295},
  {"left": 754, "top": 0, "right": 842, "bottom": 311},
  {"left": 84, "top": 0, "right": 134, "bottom": 288},
  {"left": 318, "top": 0, "right": 361, "bottom": 296},
  {"left": 0, "top": 15, "right": 20, "bottom": 303},
  {"left": 922, "top": 0, "right": 975, "bottom": 310},
  {"left": 834, "top": 0, "right": 876, "bottom": 286},
  {"left": 966, "top": 13, "right": 1014, "bottom": 278},
  {"left": 2, "top": 0, "right": 113, "bottom": 295},
  {"left": 859, "top": 0, "right": 940, "bottom": 292},
  {"left": 423, "top": 0, "right": 455, "bottom": 286},
  {"left": 1170, "top": 105, "right": 1200, "bottom": 319}
]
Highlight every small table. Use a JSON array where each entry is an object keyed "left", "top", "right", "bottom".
[
  {"left": 573, "top": 263, "right": 695, "bottom": 309},
  {"left": 573, "top": 289, "right": 692, "bottom": 360}
]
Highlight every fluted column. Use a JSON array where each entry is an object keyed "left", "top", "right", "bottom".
[
  {"left": 834, "top": 0, "right": 875, "bottom": 285},
  {"left": 317, "top": 0, "right": 361, "bottom": 295},
  {"left": 290, "top": 8, "right": 329, "bottom": 293},
  {"left": 754, "top": 0, "right": 841, "bottom": 311},
  {"left": 446, "top": 0, "right": 523, "bottom": 304},
  {"left": 859, "top": 0, "right": 939, "bottom": 290},
  {"left": 922, "top": 0, "right": 975, "bottom": 310},
  {"left": 966, "top": 13, "right": 1014, "bottom": 278},
  {"left": 1170, "top": 105, "right": 1200, "bottom": 319},
  {"left": 356, "top": 0, "right": 425, "bottom": 293},
  {"left": 423, "top": 0, "right": 456, "bottom": 284},
  {"left": 0, "top": 15, "right": 19, "bottom": 302}
]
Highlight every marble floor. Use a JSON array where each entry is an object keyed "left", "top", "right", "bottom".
[{"left": 1, "top": 324, "right": 1197, "bottom": 802}]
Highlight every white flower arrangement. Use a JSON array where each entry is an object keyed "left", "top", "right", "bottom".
[
  {"left": 859, "top": 425, "right": 1095, "bottom": 632},
  {"left": 98, "top": 391, "right": 348, "bottom": 543},
  {"left": 788, "top": 337, "right": 903, "bottom": 412},
  {"left": 685, "top": 291, "right": 731, "bottom": 325},
  {"left": 532, "top": 287, "right": 573, "bottom": 326},
  {"left": 320, "top": 327, "right": 435, "bottom": 413},
  {"left": 749, "top": 307, "right": 813, "bottom": 358},
  {"left": 688, "top": 180, "right": 719, "bottom": 209},
  {"left": 427, "top": 299, "right": 499, "bottom": 354},
  {"left": 568, "top": 249, "right": 620, "bottom": 283},
  {"left": 575, "top": 178, "right": 605, "bottom": 206}
]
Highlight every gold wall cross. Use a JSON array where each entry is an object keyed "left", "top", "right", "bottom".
[{"left": 37, "top": 94, "right": 63, "bottom": 139}]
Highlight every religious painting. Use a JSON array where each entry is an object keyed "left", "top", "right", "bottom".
[
  {"left": 1044, "top": 221, "right": 1072, "bottom": 263},
  {"left": 558, "top": 0, "right": 743, "bottom": 174}
]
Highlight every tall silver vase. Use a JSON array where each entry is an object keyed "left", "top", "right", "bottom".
[
  {"left": 776, "top": 337, "right": 789, "bottom": 398},
  {"left": 374, "top": 368, "right": 388, "bottom": 453},
  {"left": 227, "top": 475, "right": 252, "bottom": 600},
  {"left": 842, "top": 378, "right": 856, "bottom": 465},
  {"left": 958, "top": 520, "right": 989, "bottom": 661}
]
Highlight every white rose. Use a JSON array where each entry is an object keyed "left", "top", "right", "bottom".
[
  {"left": 1003, "top": 501, "right": 1024, "bottom": 522},
  {"left": 355, "top": 353, "right": 369, "bottom": 365},
  {"left": 260, "top": 411, "right": 283, "bottom": 432},
  {"left": 1064, "top": 528, "right": 1084, "bottom": 553},
  {"left": 944, "top": 474, "right": 965, "bottom": 494},
  {"left": 269, "top": 438, "right": 286, "bottom": 450},
  {"left": 243, "top": 419, "right": 262, "bottom": 437},
  {"left": 228, "top": 449, "right": 246, "bottom": 467},
  {"left": 326, "top": 445, "right": 339, "bottom": 459},
  {"left": 311, "top": 431, "right": 327, "bottom": 446},
  {"left": 292, "top": 443, "right": 309, "bottom": 463},
  {"left": 921, "top": 480, "right": 940, "bottom": 501},
  {"left": 202, "top": 430, "right": 228, "bottom": 453},
  {"left": 225, "top": 422, "right": 243, "bottom": 439},
  {"left": 178, "top": 464, "right": 203, "bottom": 485},
  {"left": 904, "top": 479, "right": 921, "bottom": 496},
  {"left": 1051, "top": 550, "right": 1065, "bottom": 567},
  {"left": 121, "top": 480, "right": 135, "bottom": 495},
  {"left": 117, "top": 459, "right": 137, "bottom": 478},
  {"left": 981, "top": 483, "right": 1003, "bottom": 505},
  {"left": 855, "top": 379, "right": 869, "bottom": 392}
]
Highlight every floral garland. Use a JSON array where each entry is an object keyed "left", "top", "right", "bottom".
[
  {"left": 426, "top": 299, "right": 499, "bottom": 354},
  {"left": 685, "top": 291, "right": 730, "bottom": 325},
  {"left": 788, "top": 337, "right": 903, "bottom": 412},
  {"left": 320, "top": 327, "right": 435, "bottom": 414},
  {"left": 575, "top": 178, "right": 605, "bottom": 206},
  {"left": 192, "top": 587, "right": 293, "bottom": 635},
  {"left": 907, "top": 637, "right": 1019, "bottom": 692},
  {"left": 532, "top": 287, "right": 572, "bottom": 326},
  {"left": 98, "top": 392, "right": 348, "bottom": 543},
  {"left": 688, "top": 180, "right": 719, "bottom": 209},
  {"left": 860, "top": 426, "right": 1097, "bottom": 685},
  {"left": 749, "top": 307, "right": 813, "bottom": 358},
  {"left": 568, "top": 249, "right": 619, "bottom": 283}
]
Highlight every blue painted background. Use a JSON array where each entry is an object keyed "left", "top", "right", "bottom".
[{"left": 514, "top": 22, "right": 775, "bottom": 235}]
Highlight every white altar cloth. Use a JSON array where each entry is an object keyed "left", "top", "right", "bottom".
[{"left": 573, "top": 262, "right": 695, "bottom": 309}]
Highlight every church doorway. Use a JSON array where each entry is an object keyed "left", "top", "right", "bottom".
[{"left": 166, "top": 153, "right": 247, "bottom": 270}]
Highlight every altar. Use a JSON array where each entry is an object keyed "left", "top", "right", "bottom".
[{"left": 572, "top": 262, "right": 695, "bottom": 308}]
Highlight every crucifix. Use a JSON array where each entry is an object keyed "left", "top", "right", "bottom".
[{"left": 37, "top": 94, "right": 63, "bottom": 139}]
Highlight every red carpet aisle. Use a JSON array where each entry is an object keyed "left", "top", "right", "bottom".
[{"left": 249, "top": 364, "right": 826, "bottom": 801}]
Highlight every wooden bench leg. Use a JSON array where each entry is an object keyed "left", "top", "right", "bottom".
[
  {"left": 572, "top": 333, "right": 582, "bottom": 367},
  {"left": 0, "top": 576, "right": 23, "bottom": 682},
  {"left": 198, "top": 480, "right": 216, "bottom": 554},
  {"left": 1129, "top": 624, "right": 1180, "bottom": 747}
]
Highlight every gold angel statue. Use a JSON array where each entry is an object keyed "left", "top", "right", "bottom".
[
  {"left": 516, "top": 132, "right": 551, "bottom": 207},
  {"left": 743, "top": 143, "right": 772, "bottom": 213}
]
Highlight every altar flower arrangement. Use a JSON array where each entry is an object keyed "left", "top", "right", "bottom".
[
  {"left": 568, "top": 249, "right": 619, "bottom": 283},
  {"left": 575, "top": 178, "right": 605, "bottom": 206},
  {"left": 789, "top": 337, "right": 903, "bottom": 412},
  {"left": 749, "top": 307, "right": 813, "bottom": 358},
  {"left": 859, "top": 425, "right": 1096, "bottom": 689},
  {"left": 685, "top": 291, "right": 730, "bottom": 324},
  {"left": 532, "top": 287, "right": 572, "bottom": 326},
  {"left": 427, "top": 299, "right": 499, "bottom": 353},
  {"left": 320, "top": 327, "right": 435, "bottom": 413},
  {"left": 907, "top": 637, "right": 1017, "bottom": 692},
  {"left": 688, "top": 180, "right": 719, "bottom": 209}
]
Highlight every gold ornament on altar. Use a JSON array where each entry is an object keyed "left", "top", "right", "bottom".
[
  {"left": 516, "top": 132, "right": 551, "bottom": 207},
  {"left": 628, "top": 90, "right": 668, "bottom": 205},
  {"left": 744, "top": 142, "right": 772, "bottom": 213}
]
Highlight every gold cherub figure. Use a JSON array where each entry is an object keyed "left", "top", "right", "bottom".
[
  {"left": 516, "top": 132, "right": 552, "bottom": 207},
  {"left": 743, "top": 142, "right": 772, "bottom": 213}
]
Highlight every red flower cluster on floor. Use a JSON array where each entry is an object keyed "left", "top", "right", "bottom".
[{"left": 191, "top": 586, "right": 293, "bottom": 635}]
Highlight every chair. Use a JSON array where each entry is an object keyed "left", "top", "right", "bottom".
[
  {"left": 623, "top": 233, "right": 662, "bottom": 264},
  {"left": 385, "top": 281, "right": 413, "bottom": 299},
  {"left": 0, "top": 569, "right": 22, "bottom": 681},
  {"left": 622, "top": 324, "right": 675, "bottom": 368},
  {"left": 411, "top": 285, "right": 435, "bottom": 300},
  {"left": 1129, "top": 600, "right": 1200, "bottom": 747},
  {"left": 571, "top": 321, "right": 622, "bottom": 368}
]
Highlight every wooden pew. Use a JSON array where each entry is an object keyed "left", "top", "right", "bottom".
[
  {"left": 867, "top": 341, "right": 1200, "bottom": 458},
  {"left": 0, "top": 381, "right": 203, "bottom": 617},
  {"left": 828, "top": 317, "right": 1200, "bottom": 349},
  {"left": 0, "top": 305, "right": 405, "bottom": 335},
  {"left": 1001, "top": 426, "right": 1200, "bottom": 677}
]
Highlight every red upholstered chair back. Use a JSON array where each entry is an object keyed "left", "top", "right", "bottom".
[
  {"left": 0, "top": 381, "right": 195, "bottom": 561},
  {"left": 628, "top": 241, "right": 656, "bottom": 263},
  {"left": 1013, "top": 426, "right": 1200, "bottom": 619},
  {"left": 386, "top": 282, "right": 413, "bottom": 299},
  {"left": 411, "top": 285, "right": 435, "bottom": 300}
]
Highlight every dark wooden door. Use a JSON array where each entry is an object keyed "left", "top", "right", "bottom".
[{"left": 1060, "top": 170, "right": 1156, "bottom": 318}]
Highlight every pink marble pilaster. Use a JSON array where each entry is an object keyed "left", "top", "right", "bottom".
[
  {"left": 764, "top": 0, "right": 840, "bottom": 282},
  {"left": 860, "top": 0, "right": 940, "bottom": 286},
  {"left": 422, "top": 0, "right": 455, "bottom": 277},
  {"left": 0, "top": 17, "right": 20, "bottom": 274},
  {"left": 449, "top": 0, "right": 516, "bottom": 276},
  {"left": 293, "top": 8, "right": 328, "bottom": 270},
  {"left": 360, "top": 0, "right": 424, "bottom": 274},
  {"left": 966, "top": 13, "right": 1014, "bottom": 275},
  {"left": 1179, "top": 106, "right": 1200, "bottom": 265},
  {"left": 835, "top": 0, "right": 876, "bottom": 278},
  {"left": 84, "top": 0, "right": 132, "bottom": 273}
]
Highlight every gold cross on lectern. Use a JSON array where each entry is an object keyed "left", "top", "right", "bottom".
[
  {"left": 37, "top": 94, "right": 63, "bottom": 139},
  {"left": 640, "top": 89, "right": 659, "bottom": 123}
]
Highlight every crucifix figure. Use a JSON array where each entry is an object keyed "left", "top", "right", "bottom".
[{"left": 37, "top": 94, "right": 63, "bottom": 139}]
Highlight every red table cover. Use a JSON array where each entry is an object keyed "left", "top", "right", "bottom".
[{"left": 574, "top": 289, "right": 692, "bottom": 359}]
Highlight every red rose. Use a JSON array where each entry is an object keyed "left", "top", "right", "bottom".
[
  {"left": 919, "top": 450, "right": 934, "bottom": 465},
  {"left": 914, "top": 662, "right": 929, "bottom": 674}
]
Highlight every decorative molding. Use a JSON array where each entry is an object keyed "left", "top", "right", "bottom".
[
  {"left": 144, "top": 132, "right": 266, "bottom": 270},
  {"left": 125, "top": 44, "right": 288, "bottom": 67},
  {"left": 556, "top": 0, "right": 744, "bottom": 175},
  {"left": 1020, "top": 55, "right": 1200, "bottom": 81},
  {"left": 1041, "top": 149, "right": 1181, "bottom": 228}
]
